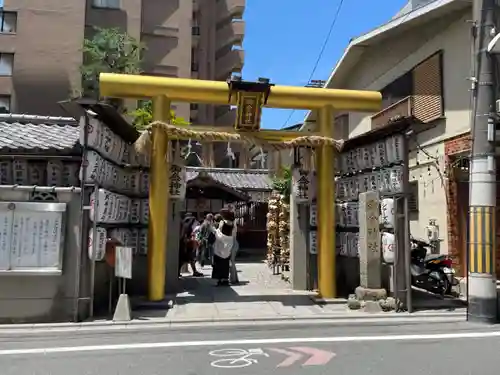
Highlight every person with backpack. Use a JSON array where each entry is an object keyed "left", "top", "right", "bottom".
[{"left": 179, "top": 213, "right": 203, "bottom": 277}]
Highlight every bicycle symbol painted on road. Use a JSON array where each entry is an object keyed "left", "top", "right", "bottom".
[{"left": 209, "top": 348, "right": 269, "bottom": 368}]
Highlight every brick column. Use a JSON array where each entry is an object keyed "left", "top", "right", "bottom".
[{"left": 444, "top": 134, "right": 471, "bottom": 276}]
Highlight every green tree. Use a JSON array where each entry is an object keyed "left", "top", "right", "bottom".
[
  {"left": 80, "top": 27, "right": 145, "bottom": 99},
  {"left": 128, "top": 100, "right": 189, "bottom": 131},
  {"left": 80, "top": 27, "right": 188, "bottom": 129},
  {"left": 272, "top": 166, "right": 292, "bottom": 202}
]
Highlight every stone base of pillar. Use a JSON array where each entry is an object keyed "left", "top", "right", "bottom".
[{"left": 346, "top": 286, "right": 398, "bottom": 313}]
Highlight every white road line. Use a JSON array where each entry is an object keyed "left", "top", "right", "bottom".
[{"left": 1, "top": 330, "right": 500, "bottom": 356}]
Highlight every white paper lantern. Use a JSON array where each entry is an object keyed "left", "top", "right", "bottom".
[
  {"left": 382, "top": 232, "right": 396, "bottom": 264},
  {"left": 88, "top": 227, "right": 107, "bottom": 261},
  {"left": 380, "top": 198, "right": 395, "bottom": 228}
]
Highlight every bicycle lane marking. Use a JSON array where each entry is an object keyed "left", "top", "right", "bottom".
[
  {"left": 209, "top": 348, "right": 269, "bottom": 369},
  {"left": 208, "top": 346, "right": 335, "bottom": 368}
]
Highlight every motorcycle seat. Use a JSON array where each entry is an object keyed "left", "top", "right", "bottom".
[
  {"left": 425, "top": 254, "right": 446, "bottom": 261},
  {"left": 410, "top": 263, "right": 428, "bottom": 276}
]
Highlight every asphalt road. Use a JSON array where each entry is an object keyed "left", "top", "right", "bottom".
[{"left": 0, "top": 321, "right": 498, "bottom": 375}]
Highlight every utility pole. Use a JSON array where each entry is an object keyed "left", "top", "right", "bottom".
[{"left": 468, "top": 0, "right": 498, "bottom": 323}]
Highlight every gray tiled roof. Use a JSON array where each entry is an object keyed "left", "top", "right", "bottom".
[
  {"left": 0, "top": 116, "right": 80, "bottom": 153},
  {"left": 186, "top": 167, "right": 272, "bottom": 191},
  {"left": 0, "top": 117, "right": 273, "bottom": 191}
]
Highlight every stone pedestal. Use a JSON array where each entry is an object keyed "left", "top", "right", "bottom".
[
  {"left": 347, "top": 191, "right": 395, "bottom": 313},
  {"left": 358, "top": 190, "right": 381, "bottom": 289},
  {"left": 290, "top": 191, "right": 309, "bottom": 290}
]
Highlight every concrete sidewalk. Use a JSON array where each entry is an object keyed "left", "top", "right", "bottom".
[{"left": 0, "top": 260, "right": 466, "bottom": 333}]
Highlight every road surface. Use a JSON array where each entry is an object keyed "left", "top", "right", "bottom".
[{"left": 0, "top": 321, "right": 497, "bottom": 374}]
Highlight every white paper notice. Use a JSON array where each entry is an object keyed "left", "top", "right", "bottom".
[{"left": 115, "top": 246, "right": 133, "bottom": 279}]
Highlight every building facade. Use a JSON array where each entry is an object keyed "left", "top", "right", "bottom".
[
  {"left": 0, "top": 0, "right": 245, "bottom": 128},
  {"left": 302, "top": 0, "right": 485, "bottom": 276}
]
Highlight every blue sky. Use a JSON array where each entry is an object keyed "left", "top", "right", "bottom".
[{"left": 242, "top": 0, "right": 408, "bottom": 129}]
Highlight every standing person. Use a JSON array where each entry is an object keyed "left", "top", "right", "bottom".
[
  {"left": 179, "top": 213, "right": 203, "bottom": 277},
  {"left": 212, "top": 211, "right": 237, "bottom": 286},
  {"left": 197, "top": 213, "right": 216, "bottom": 267}
]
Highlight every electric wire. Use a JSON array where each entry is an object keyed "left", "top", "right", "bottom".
[{"left": 280, "top": 0, "right": 345, "bottom": 129}]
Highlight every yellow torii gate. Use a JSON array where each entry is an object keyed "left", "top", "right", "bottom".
[{"left": 99, "top": 73, "right": 381, "bottom": 301}]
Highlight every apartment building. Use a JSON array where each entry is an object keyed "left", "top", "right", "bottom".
[{"left": 0, "top": 0, "right": 245, "bottom": 128}]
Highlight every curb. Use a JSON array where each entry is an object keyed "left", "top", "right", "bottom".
[{"left": 0, "top": 310, "right": 466, "bottom": 333}]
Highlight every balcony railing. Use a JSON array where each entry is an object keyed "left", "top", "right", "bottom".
[
  {"left": 217, "top": 0, "right": 245, "bottom": 21},
  {"left": 371, "top": 96, "right": 414, "bottom": 129},
  {"left": 215, "top": 49, "right": 244, "bottom": 80},
  {"left": 216, "top": 20, "right": 245, "bottom": 50},
  {"left": 371, "top": 91, "right": 444, "bottom": 129}
]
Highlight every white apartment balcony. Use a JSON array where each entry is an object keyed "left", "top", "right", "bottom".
[
  {"left": 216, "top": 20, "right": 245, "bottom": 50},
  {"left": 215, "top": 49, "right": 244, "bottom": 81},
  {"left": 217, "top": 0, "right": 245, "bottom": 21}
]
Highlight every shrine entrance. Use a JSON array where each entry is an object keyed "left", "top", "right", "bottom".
[
  {"left": 182, "top": 170, "right": 251, "bottom": 219},
  {"left": 99, "top": 73, "right": 381, "bottom": 301}
]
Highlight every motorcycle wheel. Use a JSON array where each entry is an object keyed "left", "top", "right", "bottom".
[{"left": 438, "top": 270, "right": 450, "bottom": 296}]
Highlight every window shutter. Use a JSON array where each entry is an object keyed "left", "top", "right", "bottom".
[{"left": 412, "top": 52, "right": 443, "bottom": 122}]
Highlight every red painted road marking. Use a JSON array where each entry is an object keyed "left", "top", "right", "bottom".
[
  {"left": 269, "top": 347, "right": 336, "bottom": 367},
  {"left": 269, "top": 348, "right": 303, "bottom": 367},
  {"left": 289, "top": 346, "right": 336, "bottom": 366}
]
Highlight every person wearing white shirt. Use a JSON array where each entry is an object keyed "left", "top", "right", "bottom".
[{"left": 212, "top": 214, "right": 237, "bottom": 286}]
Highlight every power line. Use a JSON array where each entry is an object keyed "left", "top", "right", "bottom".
[{"left": 281, "top": 0, "right": 345, "bottom": 129}]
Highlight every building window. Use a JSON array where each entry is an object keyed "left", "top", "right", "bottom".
[
  {"left": 192, "top": 26, "right": 200, "bottom": 36},
  {"left": 190, "top": 103, "right": 199, "bottom": 110},
  {"left": 92, "top": 0, "right": 120, "bottom": 9},
  {"left": 0, "top": 53, "right": 13, "bottom": 76},
  {"left": 0, "top": 12, "right": 16, "bottom": 33},
  {"left": 0, "top": 95, "right": 10, "bottom": 113},
  {"left": 380, "top": 71, "right": 413, "bottom": 109}
]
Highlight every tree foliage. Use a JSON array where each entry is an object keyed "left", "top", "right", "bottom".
[
  {"left": 80, "top": 27, "right": 145, "bottom": 97},
  {"left": 128, "top": 100, "right": 189, "bottom": 131},
  {"left": 272, "top": 166, "right": 292, "bottom": 202},
  {"left": 80, "top": 27, "right": 188, "bottom": 129}
]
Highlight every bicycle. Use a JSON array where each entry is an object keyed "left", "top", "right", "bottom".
[{"left": 209, "top": 348, "right": 269, "bottom": 368}]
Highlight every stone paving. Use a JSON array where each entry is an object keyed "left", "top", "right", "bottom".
[
  {"left": 134, "top": 260, "right": 353, "bottom": 321},
  {"left": 132, "top": 258, "right": 467, "bottom": 322}
]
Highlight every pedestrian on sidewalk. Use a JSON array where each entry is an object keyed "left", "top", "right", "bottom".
[
  {"left": 179, "top": 213, "right": 203, "bottom": 277},
  {"left": 229, "top": 232, "right": 239, "bottom": 284},
  {"left": 197, "top": 213, "right": 216, "bottom": 267},
  {"left": 212, "top": 211, "right": 237, "bottom": 286}
]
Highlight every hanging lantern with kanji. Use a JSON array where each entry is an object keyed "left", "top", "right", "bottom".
[
  {"left": 227, "top": 76, "right": 274, "bottom": 132},
  {"left": 292, "top": 168, "right": 311, "bottom": 204}
]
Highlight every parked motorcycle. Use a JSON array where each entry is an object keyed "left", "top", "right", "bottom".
[{"left": 410, "top": 237, "right": 456, "bottom": 295}]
